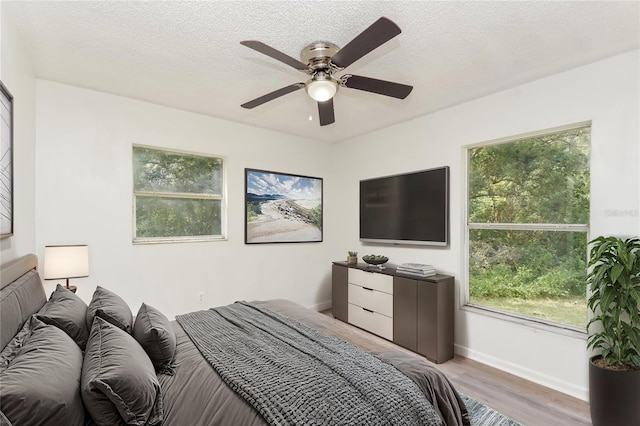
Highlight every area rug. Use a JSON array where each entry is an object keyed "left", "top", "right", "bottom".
[{"left": 461, "top": 394, "right": 522, "bottom": 426}]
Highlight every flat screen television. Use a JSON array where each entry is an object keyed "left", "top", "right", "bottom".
[{"left": 359, "top": 166, "right": 449, "bottom": 246}]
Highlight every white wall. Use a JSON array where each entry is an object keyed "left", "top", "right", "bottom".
[
  {"left": 35, "top": 81, "right": 333, "bottom": 318},
  {"left": 0, "top": 5, "right": 37, "bottom": 262},
  {"left": 328, "top": 50, "right": 640, "bottom": 401}
]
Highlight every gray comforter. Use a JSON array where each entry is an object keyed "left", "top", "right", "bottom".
[
  {"left": 176, "top": 301, "right": 443, "bottom": 426},
  {"left": 159, "top": 299, "right": 469, "bottom": 426}
]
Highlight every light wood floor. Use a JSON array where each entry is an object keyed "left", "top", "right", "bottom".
[{"left": 320, "top": 310, "right": 591, "bottom": 426}]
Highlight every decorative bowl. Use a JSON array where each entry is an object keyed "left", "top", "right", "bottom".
[{"left": 362, "top": 255, "right": 389, "bottom": 265}]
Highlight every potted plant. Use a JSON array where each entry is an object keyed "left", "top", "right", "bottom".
[
  {"left": 347, "top": 251, "right": 358, "bottom": 265},
  {"left": 586, "top": 236, "right": 640, "bottom": 426}
]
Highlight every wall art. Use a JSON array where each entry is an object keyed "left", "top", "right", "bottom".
[
  {"left": 1, "top": 81, "right": 13, "bottom": 239},
  {"left": 245, "top": 168, "right": 322, "bottom": 244}
]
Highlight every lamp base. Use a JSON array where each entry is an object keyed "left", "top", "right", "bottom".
[{"left": 66, "top": 285, "right": 77, "bottom": 294}]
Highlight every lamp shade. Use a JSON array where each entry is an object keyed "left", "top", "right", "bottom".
[
  {"left": 43, "top": 245, "right": 89, "bottom": 280},
  {"left": 306, "top": 78, "right": 338, "bottom": 102}
]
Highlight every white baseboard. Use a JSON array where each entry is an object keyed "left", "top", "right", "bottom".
[
  {"left": 308, "top": 300, "right": 332, "bottom": 312},
  {"left": 454, "top": 344, "right": 589, "bottom": 402}
]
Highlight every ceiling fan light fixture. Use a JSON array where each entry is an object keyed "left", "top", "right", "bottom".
[{"left": 306, "top": 77, "right": 338, "bottom": 102}]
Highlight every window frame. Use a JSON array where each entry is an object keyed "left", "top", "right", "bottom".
[
  {"left": 462, "top": 122, "right": 591, "bottom": 334},
  {"left": 132, "top": 144, "right": 227, "bottom": 244}
]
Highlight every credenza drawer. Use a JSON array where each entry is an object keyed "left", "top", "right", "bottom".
[
  {"left": 348, "top": 303, "right": 393, "bottom": 341},
  {"left": 348, "top": 284, "right": 393, "bottom": 318},
  {"left": 348, "top": 269, "right": 393, "bottom": 294}
]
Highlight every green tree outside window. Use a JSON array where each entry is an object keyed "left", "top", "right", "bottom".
[
  {"left": 467, "top": 126, "right": 590, "bottom": 328},
  {"left": 133, "top": 146, "right": 225, "bottom": 241}
]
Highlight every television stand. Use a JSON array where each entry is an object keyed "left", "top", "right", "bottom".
[{"left": 332, "top": 261, "right": 454, "bottom": 363}]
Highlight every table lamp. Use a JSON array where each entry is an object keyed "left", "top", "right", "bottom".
[{"left": 43, "top": 245, "right": 89, "bottom": 293}]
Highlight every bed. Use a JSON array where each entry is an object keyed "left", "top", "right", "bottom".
[{"left": 0, "top": 254, "right": 469, "bottom": 426}]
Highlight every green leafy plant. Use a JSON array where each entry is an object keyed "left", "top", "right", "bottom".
[
  {"left": 348, "top": 251, "right": 358, "bottom": 257},
  {"left": 586, "top": 236, "right": 640, "bottom": 369}
]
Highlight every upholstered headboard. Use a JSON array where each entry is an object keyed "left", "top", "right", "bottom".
[{"left": 0, "top": 254, "right": 47, "bottom": 350}]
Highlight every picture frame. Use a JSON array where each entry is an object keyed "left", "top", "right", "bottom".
[
  {"left": 1, "top": 81, "right": 13, "bottom": 239},
  {"left": 245, "top": 168, "right": 323, "bottom": 244}
]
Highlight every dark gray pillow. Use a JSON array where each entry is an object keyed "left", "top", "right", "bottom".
[
  {"left": 36, "top": 284, "right": 89, "bottom": 349},
  {"left": 133, "top": 303, "right": 177, "bottom": 372},
  {"left": 0, "top": 317, "right": 34, "bottom": 374},
  {"left": 0, "top": 317, "right": 85, "bottom": 426},
  {"left": 0, "top": 269, "right": 46, "bottom": 351},
  {"left": 86, "top": 285, "right": 133, "bottom": 333},
  {"left": 0, "top": 410, "right": 12, "bottom": 426},
  {"left": 82, "top": 317, "right": 163, "bottom": 426}
]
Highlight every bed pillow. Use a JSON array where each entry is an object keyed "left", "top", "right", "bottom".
[
  {"left": 0, "top": 317, "right": 34, "bottom": 374},
  {"left": 82, "top": 316, "right": 163, "bottom": 426},
  {"left": 0, "top": 269, "right": 46, "bottom": 351},
  {"left": 86, "top": 286, "right": 133, "bottom": 333},
  {"left": 0, "top": 317, "right": 85, "bottom": 426},
  {"left": 36, "top": 284, "right": 89, "bottom": 350},
  {"left": 133, "top": 303, "right": 177, "bottom": 372}
]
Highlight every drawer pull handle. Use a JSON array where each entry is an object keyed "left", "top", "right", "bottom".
[
  {"left": 362, "top": 307, "right": 374, "bottom": 313},
  {"left": 362, "top": 287, "right": 374, "bottom": 291}
]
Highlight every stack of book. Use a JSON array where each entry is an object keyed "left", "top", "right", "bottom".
[{"left": 396, "top": 263, "right": 436, "bottom": 277}]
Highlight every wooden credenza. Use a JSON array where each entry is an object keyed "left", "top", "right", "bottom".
[{"left": 332, "top": 262, "right": 455, "bottom": 363}]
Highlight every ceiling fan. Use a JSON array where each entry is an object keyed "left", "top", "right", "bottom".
[{"left": 240, "top": 17, "right": 413, "bottom": 126}]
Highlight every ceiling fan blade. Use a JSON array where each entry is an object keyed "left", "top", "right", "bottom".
[
  {"left": 318, "top": 98, "right": 335, "bottom": 126},
  {"left": 241, "top": 41, "right": 310, "bottom": 72},
  {"left": 330, "top": 17, "right": 401, "bottom": 69},
  {"left": 342, "top": 74, "right": 413, "bottom": 99},
  {"left": 241, "top": 83, "right": 305, "bottom": 109}
]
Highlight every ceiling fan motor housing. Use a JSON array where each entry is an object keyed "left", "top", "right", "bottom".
[{"left": 300, "top": 42, "right": 340, "bottom": 71}]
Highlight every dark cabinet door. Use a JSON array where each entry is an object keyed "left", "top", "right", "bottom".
[
  {"left": 417, "top": 281, "right": 437, "bottom": 360},
  {"left": 417, "top": 277, "right": 454, "bottom": 363},
  {"left": 331, "top": 264, "right": 348, "bottom": 322},
  {"left": 393, "top": 277, "right": 417, "bottom": 351}
]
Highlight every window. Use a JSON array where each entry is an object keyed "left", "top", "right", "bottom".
[
  {"left": 132, "top": 146, "right": 225, "bottom": 243},
  {"left": 466, "top": 125, "right": 590, "bottom": 329}
]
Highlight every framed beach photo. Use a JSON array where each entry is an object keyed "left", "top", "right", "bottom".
[
  {"left": 0, "top": 81, "right": 13, "bottom": 239},
  {"left": 245, "top": 169, "right": 323, "bottom": 244}
]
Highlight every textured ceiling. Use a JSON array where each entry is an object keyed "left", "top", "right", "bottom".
[{"left": 4, "top": 1, "right": 639, "bottom": 143}]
